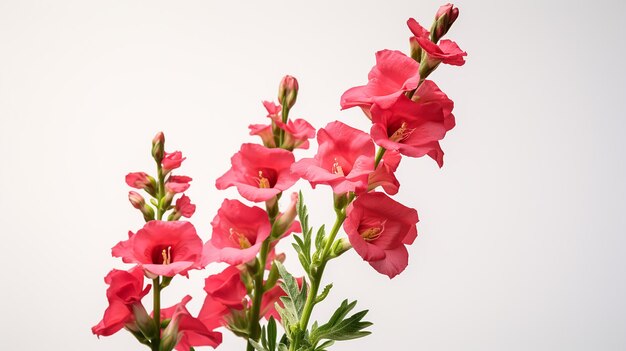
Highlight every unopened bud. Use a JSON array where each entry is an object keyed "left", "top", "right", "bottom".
[
  {"left": 273, "top": 192, "right": 298, "bottom": 238},
  {"left": 159, "top": 321, "right": 179, "bottom": 351},
  {"left": 131, "top": 303, "right": 157, "bottom": 340},
  {"left": 330, "top": 238, "right": 352, "bottom": 258},
  {"left": 151, "top": 131, "right": 165, "bottom": 164},
  {"left": 431, "top": 3, "right": 459, "bottom": 42},
  {"left": 409, "top": 37, "right": 422, "bottom": 62},
  {"left": 278, "top": 75, "right": 299, "bottom": 110},
  {"left": 128, "top": 191, "right": 145, "bottom": 209},
  {"left": 128, "top": 191, "right": 155, "bottom": 222}
]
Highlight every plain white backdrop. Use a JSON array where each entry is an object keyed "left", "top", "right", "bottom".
[{"left": 1, "top": 0, "right": 625, "bottom": 350}]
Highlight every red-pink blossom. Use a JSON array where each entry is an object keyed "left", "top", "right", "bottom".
[
  {"left": 203, "top": 199, "right": 271, "bottom": 265},
  {"left": 198, "top": 295, "right": 230, "bottom": 331},
  {"left": 166, "top": 175, "right": 192, "bottom": 194},
  {"left": 215, "top": 144, "right": 298, "bottom": 202},
  {"left": 203, "top": 266, "right": 246, "bottom": 308},
  {"left": 344, "top": 192, "right": 418, "bottom": 278},
  {"left": 112, "top": 221, "right": 204, "bottom": 278},
  {"left": 369, "top": 95, "right": 449, "bottom": 166},
  {"left": 175, "top": 194, "right": 196, "bottom": 218},
  {"left": 368, "top": 150, "right": 402, "bottom": 195},
  {"left": 162, "top": 151, "right": 186, "bottom": 172},
  {"left": 292, "top": 121, "right": 375, "bottom": 194},
  {"left": 407, "top": 18, "right": 466, "bottom": 66},
  {"left": 160, "top": 295, "right": 222, "bottom": 350},
  {"left": 249, "top": 123, "right": 276, "bottom": 148},
  {"left": 340, "top": 50, "right": 420, "bottom": 115},
  {"left": 92, "top": 267, "right": 151, "bottom": 337},
  {"left": 125, "top": 172, "right": 154, "bottom": 190}
]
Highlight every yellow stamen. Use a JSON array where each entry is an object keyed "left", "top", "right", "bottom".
[
  {"left": 390, "top": 122, "right": 415, "bottom": 142},
  {"left": 360, "top": 227, "right": 382, "bottom": 241},
  {"left": 332, "top": 159, "right": 345, "bottom": 176},
  {"left": 230, "top": 228, "right": 252, "bottom": 249},
  {"left": 161, "top": 246, "right": 172, "bottom": 265},
  {"left": 257, "top": 171, "right": 270, "bottom": 189}
]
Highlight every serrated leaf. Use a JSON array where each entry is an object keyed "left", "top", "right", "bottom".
[
  {"left": 314, "top": 225, "right": 325, "bottom": 252},
  {"left": 309, "top": 300, "right": 372, "bottom": 346}
]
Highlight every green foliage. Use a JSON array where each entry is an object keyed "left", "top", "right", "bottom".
[{"left": 309, "top": 300, "right": 372, "bottom": 347}]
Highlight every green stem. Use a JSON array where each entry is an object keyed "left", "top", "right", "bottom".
[
  {"left": 246, "top": 239, "right": 272, "bottom": 351},
  {"left": 151, "top": 277, "right": 161, "bottom": 351},
  {"left": 374, "top": 147, "right": 386, "bottom": 168},
  {"left": 156, "top": 166, "right": 165, "bottom": 220},
  {"left": 291, "top": 211, "right": 347, "bottom": 351},
  {"left": 278, "top": 103, "right": 290, "bottom": 147}
]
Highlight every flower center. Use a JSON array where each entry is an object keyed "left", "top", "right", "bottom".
[
  {"left": 161, "top": 246, "right": 172, "bottom": 265},
  {"left": 360, "top": 221, "right": 386, "bottom": 242},
  {"left": 230, "top": 228, "right": 252, "bottom": 249},
  {"left": 256, "top": 171, "right": 271, "bottom": 189},
  {"left": 331, "top": 158, "right": 345, "bottom": 176},
  {"left": 390, "top": 122, "right": 415, "bottom": 142}
]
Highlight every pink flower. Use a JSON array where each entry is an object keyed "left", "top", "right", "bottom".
[
  {"left": 203, "top": 266, "right": 247, "bottom": 308},
  {"left": 292, "top": 121, "right": 375, "bottom": 194},
  {"left": 340, "top": 50, "right": 420, "bottom": 115},
  {"left": 415, "top": 37, "right": 466, "bottom": 66},
  {"left": 92, "top": 267, "right": 151, "bottom": 337},
  {"left": 249, "top": 123, "right": 276, "bottom": 148},
  {"left": 162, "top": 151, "right": 186, "bottom": 173},
  {"left": 175, "top": 194, "right": 196, "bottom": 218},
  {"left": 160, "top": 295, "right": 222, "bottom": 350},
  {"left": 198, "top": 295, "right": 230, "bottom": 331},
  {"left": 125, "top": 172, "right": 155, "bottom": 192},
  {"left": 407, "top": 18, "right": 466, "bottom": 66},
  {"left": 203, "top": 199, "right": 271, "bottom": 265},
  {"left": 112, "top": 221, "right": 204, "bottom": 278},
  {"left": 263, "top": 100, "right": 282, "bottom": 122},
  {"left": 413, "top": 79, "right": 455, "bottom": 131},
  {"left": 369, "top": 95, "right": 447, "bottom": 161},
  {"left": 215, "top": 144, "right": 298, "bottom": 202},
  {"left": 343, "top": 192, "right": 418, "bottom": 278},
  {"left": 166, "top": 175, "right": 192, "bottom": 194},
  {"left": 368, "top": 150, "right": 402, "bottom": 195},
  {"left": 277, "top": 118, "right": 316, "bottom": 150}
]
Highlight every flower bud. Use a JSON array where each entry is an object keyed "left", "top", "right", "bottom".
[
  {"left": 152, "top": 131, "right": 165, "bottom": 164},
  {"left": 409, "top": 37, "right": 422, "bottom": 62},
  {"left": 330, "top": 238, "right": 352, "bottom": 258},
  {"left": 278, "top": 75, "right": 299, "bottom": 110},
  {"left": 131, "top": 303, "right": 157, "bottom": 340},
  {"left": 273, "top": 192, "right": 298, "bottom": 238},
  {"left": 128, "top": 191, "right": 145, "bottom": 209},
  {"left": 125, "top": 172, "right": 157, "bottom": 197},
  {"left": 431, "top": 3, "right": 459, "bottom": 42},
  {"left": 128, "top": 191, "right": 155, "bottom": 222}
]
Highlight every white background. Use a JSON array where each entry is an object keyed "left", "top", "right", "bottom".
[{"left": 1, "top": 0, "right": 625, "bottom": 350}]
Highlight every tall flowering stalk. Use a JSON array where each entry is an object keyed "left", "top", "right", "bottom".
[{"left": 93, "top": 3, "right": 466, "bottom": 350}]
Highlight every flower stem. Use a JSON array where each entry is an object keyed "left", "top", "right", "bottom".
[
  {"left": 278, "top": 104, "right": 290, "bottom": 148},
  {"left": 246, "top": 239, "right": 271, "bottom": 351},
  {"left": 291, "top": 211, "right": 347, "bottom": 351},
  {"left": 151, "top": 277, "right": 161, "bottom": 351},
  {"left": 374, "top": 147, "right": 386, "bottom": 168}
]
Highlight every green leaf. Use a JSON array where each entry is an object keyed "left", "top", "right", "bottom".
[
  {"left": 267, "top": 317, "right": 278, "bottom": 351},
  {"left": 248, "top": 339, "right": 268, "bottom": 351},
  {"left": 309, "top": 300, "right": 373, "bottom": 346}
]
